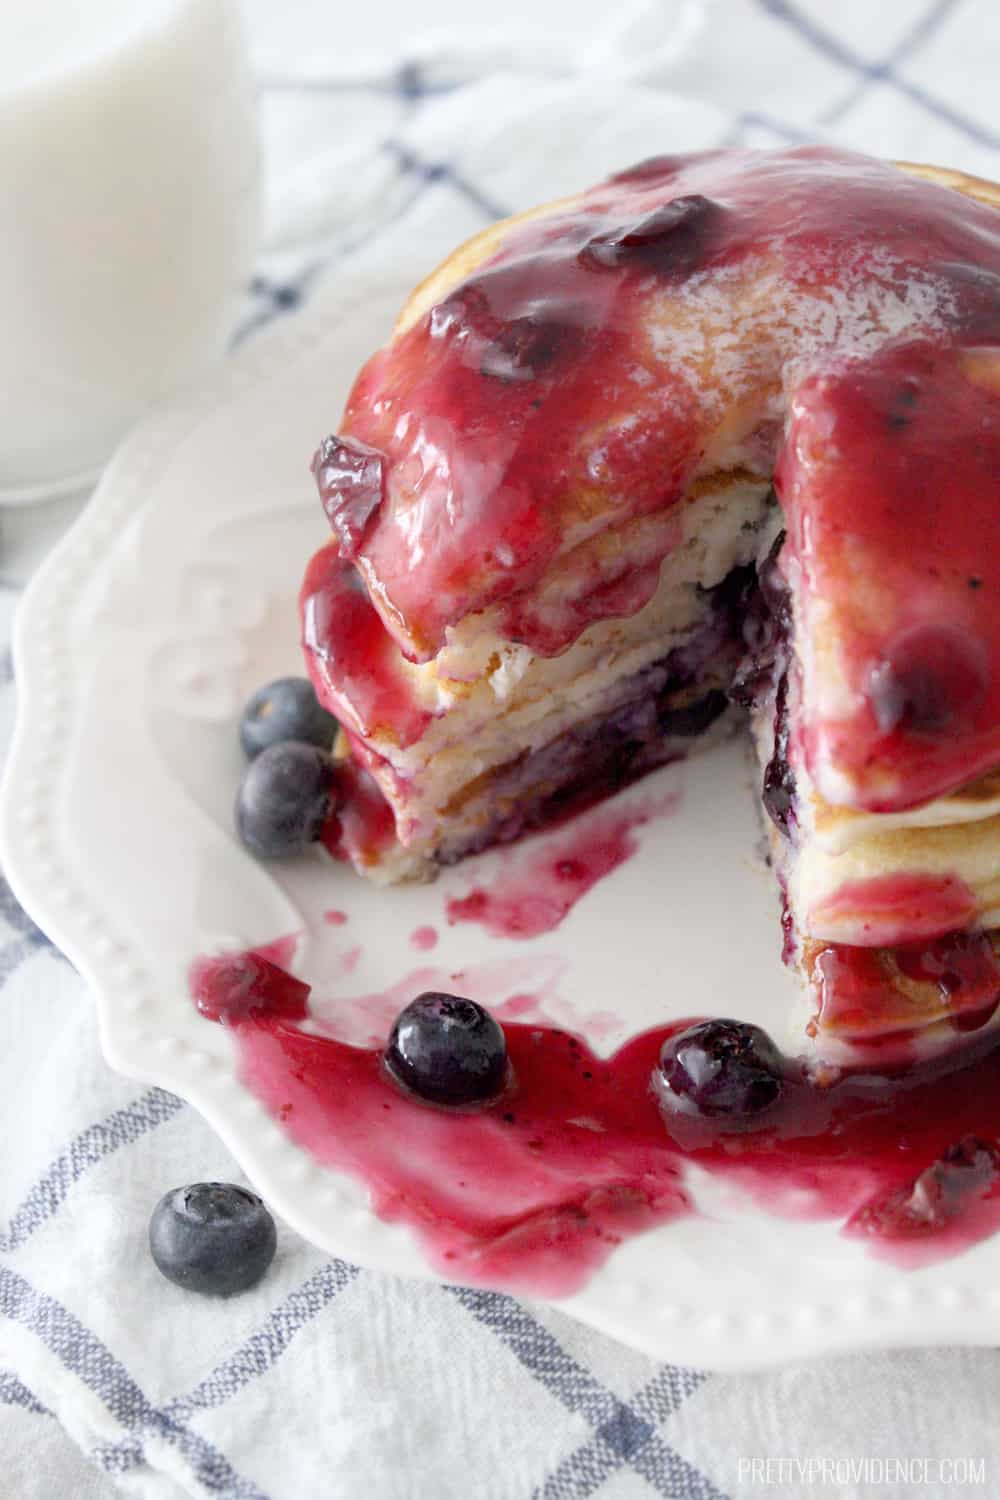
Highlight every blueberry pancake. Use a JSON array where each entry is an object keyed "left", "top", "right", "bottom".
[{"left": 300, "top": 147, "right": 1000, "bottom": 1063}]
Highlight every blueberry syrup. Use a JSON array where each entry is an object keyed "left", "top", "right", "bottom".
[
  {"left": 494, "top": 992, "right": 541, "bottom": 1020},
  {"left": 809, "top": 871, "right": 979, "bottom": 948},
  {"left": 728, "top": 530, "right": 796, "bottom": 839},
  {"left": 761, "top": 668, "right": 796, "bottom": 836},
  {"left": 895, "top": 930, "right": 1000, "bottom": 1025},
  {"left": 312, "top": 151, "right": 1000, "bottom": 667},
  {"left": 806, "top": 930, "right": 1000, "bottom": 1048},
  {"left": 845, "top": 1135, "right": 1000, "bottom": 1267},
  {"left": 189, "top": 948, "right": 309, "bottom": 1025},
  {"left": 578, "top": 194, "right": 722, "bottom": 274},
  {"left": 340, "top": 945, "right": 363, "bottom": 974},
  {"left": 445, "top": 794, "right": 677, "bottom": 939},
  {"left": 247, "top": 934, "right": 301, "bottom": 970},
  {"left": 190, "top": 950, "right": 1000, "bottom": 1294},
  {"left": 307, "top": 955, "right": 570, "bottom": 1051},
  {"left": 320, "top": 754, "right": 398, "bottom": 870},
  {"left": 778, "top": 340, "right": 1000, "bottom": 811},
  {"left": 300, "top": 546, "right": 429, "bottom": 749}
]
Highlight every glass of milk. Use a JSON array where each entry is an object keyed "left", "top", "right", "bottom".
[{"left": 0, "top": 0, "right": 258, "bottom": 504}]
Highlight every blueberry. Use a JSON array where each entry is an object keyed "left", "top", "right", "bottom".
[
  {"left": 579, "top": 194, "right": 719, "bottom": 273},
  {"left": 240, "top": 677, "right": 338, "bottom": 759},
  {"left": 149, "top": 1183, "right": 276, "bottom": 1296},
  {"left": 235, "top": 741, "right": 336, "bottom": 858},
  {"left": 656, "top": 1019, "right": 785, "bottom": 1119},
  {"left": 867, "top": 625, "right": 988, "bottom": 736},
  {"left": 312, "top": 434, "right": 386, "bottom": 560},
  {"left": 385, "top": 992, "right": 509, "bottom": 1107},
  {"left": 479, "top": 318, "right": 571, "bottom": 383},
  {"left": 429, "top": 285, "right": 497, "bottom": 344}
]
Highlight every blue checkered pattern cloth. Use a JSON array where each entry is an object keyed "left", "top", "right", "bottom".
[{"left": 3, "top": 2, "right": 1000, "bottom": 1495}]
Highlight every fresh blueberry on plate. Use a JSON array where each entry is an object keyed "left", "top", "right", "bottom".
[
  {"left": 385, "top": 992, "right": 509, "bottom": 1107},
  {"left": 149, "top": 1183, "right": 277, "bottom": 1296},
  {"left": 240, "top": 676, "right": 338, "bottom": 759},
  {"left": 656, "top": 1018, "right": 785, "bottom": 1119},
  {"left": 235, "top": 741, "right": 336, "bottom": 858}
]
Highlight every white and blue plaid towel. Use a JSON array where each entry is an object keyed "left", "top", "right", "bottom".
[{"left": 3, "top": 2, "right": 1000, "bottom": 1496}]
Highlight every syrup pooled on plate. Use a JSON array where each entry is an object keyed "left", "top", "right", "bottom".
[
  {"left": 444, "top": 792, "right": 677, "bottom": 938},
  {"left": 191, "top": 952, "right": 1000, "bottom": 1296}
]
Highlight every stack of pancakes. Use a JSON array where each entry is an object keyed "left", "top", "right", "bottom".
[{"left": 302, "top": 147, "right": 1000, "bottom": 1064}]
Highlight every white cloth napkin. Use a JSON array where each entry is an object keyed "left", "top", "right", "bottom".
[{"left": 3, "top": 2, "right": 1000, "bottom": 1496}]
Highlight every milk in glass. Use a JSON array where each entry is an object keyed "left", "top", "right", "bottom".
[{"left": 0, "top": 0, "right": 258, "bottom": 500}]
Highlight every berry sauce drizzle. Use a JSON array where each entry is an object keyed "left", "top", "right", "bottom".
[
  {"left": 445, "top": 793, "right": 678, "bottom": 938},
  {"left": 805, "top": 929, "right": 1000, "bottom": 1049},
  {"left": 779, "top": 340, "right": 1000, "bottom": 811},
  {"left": 191, "top": 952, "right": 1000, "bottom": 1295},
  {"left": 808, "top": 871, "right": 980, "bottom": 949},
  {"left": 320, "top": 754, "right": 399, "bottom": 870},
  {"left": 300, "top": 546, "right": 430, "bottom": 748}
]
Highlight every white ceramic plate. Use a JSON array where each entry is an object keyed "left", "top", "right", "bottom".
[{"left": 6, "top": 270, "right": 1000, "bottom": 1372}]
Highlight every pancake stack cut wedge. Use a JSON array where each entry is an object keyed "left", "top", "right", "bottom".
[{"left": 300, "top": 146, "right": 1000, "bottom": 1067}]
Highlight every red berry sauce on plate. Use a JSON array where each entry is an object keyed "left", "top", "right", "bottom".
[
  {"left": 445, "top": 793, "right": 677, "bottom": 938},
  {"left": 191, "top": 949, "right": 1000, "bottom": 1295},
  {"left": 410, "top": 925, "right": 439, "bottom": 951}
]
